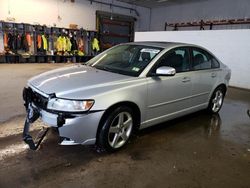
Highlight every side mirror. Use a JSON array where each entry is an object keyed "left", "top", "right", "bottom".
[{"left": 155, "top": 66, "right": 176, "bottom": 76}]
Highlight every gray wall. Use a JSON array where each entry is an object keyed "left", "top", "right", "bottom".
[{"left": 150, "top": 0, "right": 250, "bottom": 31}]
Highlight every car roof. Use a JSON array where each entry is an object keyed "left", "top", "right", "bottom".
[{"left": 127, "top": 41, "right": 199, "bottom": 49}]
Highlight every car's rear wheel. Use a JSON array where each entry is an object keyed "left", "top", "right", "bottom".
[
  {"left": 207, "top": 87, "right": 225, "bottom": 114},
  {"left": 97, "top": 106, "right": 134, "bottom": 152}
]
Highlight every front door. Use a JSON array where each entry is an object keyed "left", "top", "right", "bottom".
[{"left": 144, "top": 47, "right": 192, "bottom": 128}]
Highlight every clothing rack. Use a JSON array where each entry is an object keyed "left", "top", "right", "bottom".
[{"left": 0, "top": 21, "right": 98, "bottom": 63}]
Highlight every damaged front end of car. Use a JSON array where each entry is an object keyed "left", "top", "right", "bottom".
[
  {"left": 22, "top": 86, "right": 103, "bottom": 150},
  {"left": 22, "top": 87, "right": 51, "bottom": 150}
]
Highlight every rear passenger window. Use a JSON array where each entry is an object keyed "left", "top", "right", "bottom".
[
  {"left": 211, "top": 58, "right": 220, "bottom": 68},
  {"left": 192, "top": 48, "right": 212, "bottom": 70}
]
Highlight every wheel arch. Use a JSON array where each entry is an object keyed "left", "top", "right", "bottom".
[
  {"left": 207, "top": 83, "right": 227, "bottom": 112},
  {"left": 207, "top": 83, "right": 227, "bottom": 109},
  {"left": 215, "top": 83, "right": 227, "bottom": 95},
  {"left": 96, "top": 101, "right": 141, "bottom": 142}
]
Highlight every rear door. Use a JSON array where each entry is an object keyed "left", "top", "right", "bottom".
[{"left": 190, "top": 47, "right": 221, "bottom": 107}]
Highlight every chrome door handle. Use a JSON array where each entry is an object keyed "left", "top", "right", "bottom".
[
  {"left": 182, "top": 77, "right": 191, "bottom": 83},
  {"left": 211, "top": 73, "right": 217, "bottom": 78}
]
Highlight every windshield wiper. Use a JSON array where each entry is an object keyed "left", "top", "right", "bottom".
[{"left": 95, "top": 66, "right": 120, "bottom": 74}]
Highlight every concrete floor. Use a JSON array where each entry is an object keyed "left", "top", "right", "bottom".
[{"left": 0, "top": 64, "right": 249, "bottom": 188}]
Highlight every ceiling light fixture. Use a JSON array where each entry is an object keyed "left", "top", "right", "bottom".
[{"left": 157, "top": 0, "right": 168, "bottom": 2}]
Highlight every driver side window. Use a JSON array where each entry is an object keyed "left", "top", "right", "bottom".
[{"left": 154, "top": 47, "right": 190, "bottom": 73}]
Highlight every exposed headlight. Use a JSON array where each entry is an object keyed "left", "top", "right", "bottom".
[{"left": 47, "top": 98, "right": 94, "bottom": 112}]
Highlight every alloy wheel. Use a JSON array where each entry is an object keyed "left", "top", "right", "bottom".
[
  {"left": 212, "top": 90, "right": 224, "bottom": 112},
  {"left": 108, "top": 112, "right": 133, "bottom": 149}
]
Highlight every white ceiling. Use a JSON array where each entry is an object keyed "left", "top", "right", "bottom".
[{"left": 118, "top": 0, "right": 207, "bottom": 8}]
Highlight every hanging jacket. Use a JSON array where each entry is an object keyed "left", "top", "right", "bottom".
[
  {"left": 41, "top": 35, "right": 48, "bottom": 51},
  {"left": 4, "top": 33, "right": 8, "bottom": 48},
  {"left": 37, "top": 35, "right": 42, "bottom": 49},
  {"left": 13, "top": 33, "right": 18, "bottom": 51},
  {"left": 30, "top": 35, "right": 35, "bottom": 54},
  {"left": 56, "top": 36, "right": 67, "bottom": 52},
  {"left": 62, "top": 36, "right": 67, "bottom": 51},
  {"left": 17, "top": 34, "right": 22, "bottom": 50},
  {"left": 21, "top": 33, "right": 29, "bottom": 52},
  {"left": 26, "top": 34, "right": 32, "bottom": 47},
  {"left": 0, "top": 33, "right": 4, "bottom": 52},
  {"left": 56, "top": 36, "right": 63, "bottom": 51},
  {"left": 66, "top": 37, "right": 72, "bottom": 52},
  {"left": 52, "top": 35, "right": 58, "bottom": 50},
  {"left": 7, "top": 33, "right": 17, "bottom": 51},
  {"left": 7, "top": 33, "right": 13, "bottom": 50},
  {"left": 70, "top": 36, "right": 78, "bottom": 51},
  {"left": 48, "top": 35, "right": 53, "bottom": 51},
  {"left": 78, "top": 38, "right": 84, "bottom": 51},
  {"left": 92, "top": 38, "right": 100, "bottom": 52}
]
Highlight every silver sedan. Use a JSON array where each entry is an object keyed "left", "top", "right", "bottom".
[{"left": 22, "top": 42, "right": 231, "bottom": 152}]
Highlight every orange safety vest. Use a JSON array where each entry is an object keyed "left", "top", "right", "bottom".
[
  {"left": 4, "top": 33, "right": 8, "bottom": 48},
  {"left": 26, "top": 34, "right": 32, "bottom": 47},
  {"left": 37, "top": 35, "right": 42, "bottom": 49}
]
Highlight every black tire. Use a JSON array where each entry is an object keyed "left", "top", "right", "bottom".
[
  {"left": 207, "top": 86, "right": 225, "bottom": 114},
  {"left": 97, "top": 106, "right": 134, "bottom": 152}
]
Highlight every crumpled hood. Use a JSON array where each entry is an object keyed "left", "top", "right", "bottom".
[{"left": 28, "top": 65, "right": 132, "bottom": 98}]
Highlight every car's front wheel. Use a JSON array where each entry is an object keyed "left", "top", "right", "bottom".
[
  {"left": 97, "top": 106, "right": 134, "bottom": 152},
  {"left": 207, "top": 86, "right": 225, "bottom": 113}
]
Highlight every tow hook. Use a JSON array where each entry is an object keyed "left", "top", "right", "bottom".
[{"left": 23, "top": 104, "right": 49, "bottom": 150}]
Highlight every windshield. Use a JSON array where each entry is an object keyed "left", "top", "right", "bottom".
[{"left": 86, "top": 44, "right": 163, "bottom": 77}]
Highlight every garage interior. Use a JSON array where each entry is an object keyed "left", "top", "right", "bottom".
[{"left": 0, "top": 0, "right": 250, "bottom": 187}]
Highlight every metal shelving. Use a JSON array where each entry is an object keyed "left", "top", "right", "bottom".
[{"left": 165, "top": 18, "right": 250, "bottom": 31}]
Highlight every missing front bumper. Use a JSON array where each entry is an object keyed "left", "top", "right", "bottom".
[
  {"left": 22, "top": 87, "right": 103, "bottom": 149},
  {"left": 23, "top": 104, "right": 49, "bottom": 150}
]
